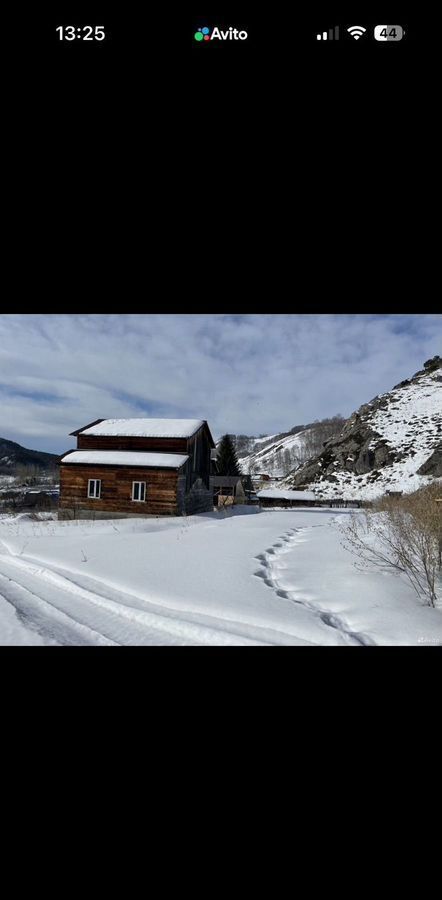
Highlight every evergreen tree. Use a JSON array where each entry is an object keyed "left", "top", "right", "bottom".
[{"left": 216, "top": 434, "right": 242, "bottom": 476}]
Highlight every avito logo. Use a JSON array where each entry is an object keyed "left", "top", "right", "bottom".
[
  {"left": 194, "top": 25, "right": 248, "bottom": 42},
  {"left": 194, "top": 27, "right": 211, "bottom": 41}
]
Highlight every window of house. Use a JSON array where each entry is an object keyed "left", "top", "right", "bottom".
[
  {"left": 88, "top": 479, "right": 101, "bottom": 499},
  {"left": 132, "top": 481, "right": 146, "bottom": 501}
]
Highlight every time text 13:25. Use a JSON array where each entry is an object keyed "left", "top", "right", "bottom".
[{"left": 56, "top": 26, "right": 106, "bottom": 41}]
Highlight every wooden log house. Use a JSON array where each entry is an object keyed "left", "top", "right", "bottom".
[{"left": 59, "top": 418, "right": 215, "bottom": 518}]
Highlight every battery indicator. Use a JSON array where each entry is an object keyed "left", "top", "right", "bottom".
[{"left": 374, "top": 25, "right": 404, "bottom": 41}]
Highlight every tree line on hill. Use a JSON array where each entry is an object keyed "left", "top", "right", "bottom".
[{"left": 228, "top": 415, "right": 346, "bottom": 476}]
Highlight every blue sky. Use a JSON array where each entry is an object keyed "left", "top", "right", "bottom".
[{"left": 0, "top": 314, "right": 440, "bottom": 454}]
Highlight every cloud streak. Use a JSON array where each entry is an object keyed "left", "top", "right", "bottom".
[{"left": 0, "top": 314, "right": 440, "bottom": 453}]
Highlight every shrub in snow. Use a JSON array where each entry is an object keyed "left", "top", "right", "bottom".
[{"left": 342, "top": 483, "right": 442, "bottom": 608}]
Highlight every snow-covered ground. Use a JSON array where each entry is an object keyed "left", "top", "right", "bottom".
[
  {"left": 0, "top": 476, "right": 15, "bottom": 487},
  {"left": 0, "top": 508, "right": 440, "bottom": 646}
]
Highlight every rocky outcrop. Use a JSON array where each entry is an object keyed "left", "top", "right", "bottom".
[
  {"left": 417, "top": 446, "right": 442, "bottom": 477},
  {"left": 289, "top": 419, "right": 392, "bottom": 488},
  {"left": 285, "top": 356, "right": 442, "bottom": 497}
]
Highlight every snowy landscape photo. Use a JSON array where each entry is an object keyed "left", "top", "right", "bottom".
[{"left": 0, "top": 313, "right": 441, "bottom": 646}]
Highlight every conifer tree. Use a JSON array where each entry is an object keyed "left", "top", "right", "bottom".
[{"left": 216, "top": 434, "right": 242, "bottom": 476}]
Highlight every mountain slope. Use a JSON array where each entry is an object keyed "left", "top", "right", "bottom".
[
  {"left": 281, "top": 356, "right": 442, "bottom": 500},
  {"left": 0, "top": 437, "right": 59, "bottom": 474},
  {"left": 239, "top": 428, "right": 312, "bottom": 477},
  {"left": 238, "top": 418, "right": 346, "bottom": 478}
]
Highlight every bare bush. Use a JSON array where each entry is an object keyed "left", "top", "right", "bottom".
[{"left": 342, "top": 483, "right": 442, "bottom": 607}]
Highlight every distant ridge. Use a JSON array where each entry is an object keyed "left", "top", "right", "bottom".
[{"left": 0, "top": 437, "right": 60, "bottom": 473}]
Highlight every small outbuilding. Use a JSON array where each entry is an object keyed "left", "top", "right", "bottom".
[
  {"left": 257, "top": 489, "right": 361, "bottom": 508},
  {"left": 23, "top": 489, "right": 59, "bottom": 510},
  {"left": 210, "top": 475, "right": 247, "bottom": 507},
  {"left": 257, "top": 489, "right": 318, "bottom": 508}
]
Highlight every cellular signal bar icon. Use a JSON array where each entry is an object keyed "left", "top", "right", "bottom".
[{"left": 317, "top": 26, "right": 340, "bottom": 40}]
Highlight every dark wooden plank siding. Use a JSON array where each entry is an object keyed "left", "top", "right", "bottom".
[
  {"left": 184, "top": 426, "right": 211, "bottom": 492},
  {"left": 77, "top": 435, "right": 189, "bottom": 453},
  {"left": 60, "top": 465, "right": 179, "bottom": 516}
]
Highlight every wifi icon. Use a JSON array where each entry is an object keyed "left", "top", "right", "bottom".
[{"left": 347, "top": 25, "right": 366, "bottom": 40}]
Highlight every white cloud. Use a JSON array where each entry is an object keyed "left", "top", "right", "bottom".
[{"left": 0, "top": 314, "right": 440, "bottom": 453}]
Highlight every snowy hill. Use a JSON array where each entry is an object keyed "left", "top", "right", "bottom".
[
  {"left": 282, "top": 356, "right": 442, "bottom": 500},
  {"left": 239, "top": 428, "right": 312, "bottom": 478},
  {"left": 236, "top": 417, "right": 346, "bottom": 478}
]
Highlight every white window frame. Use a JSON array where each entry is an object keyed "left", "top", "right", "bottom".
[
  {"left": 88, "top": 479, "right": 101, "bottom": 499},
  {"left": 132, "top": 481, "right": 146, "bottom": 502}
]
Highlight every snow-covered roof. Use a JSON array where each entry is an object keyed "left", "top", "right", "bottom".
[
  {"left": 257, "top": 489, "right": 317, "bottom": 501},
  {"left": 61, "top": 451, "right": 189, "bottom": 469},
  {"left": 76, "top": 418, "right": 206, "bottom": 438}
]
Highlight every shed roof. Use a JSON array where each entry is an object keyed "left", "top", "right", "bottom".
[
  {"left": 210, "top": 475, "right": 244, "bottom": 486},
  {"left": 257, "top": 489, "right": 317, "bottom": 501},
  {"left": 60, "top": 451, "right": 189, "bottom": 469}
]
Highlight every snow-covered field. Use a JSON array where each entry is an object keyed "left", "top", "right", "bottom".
[{"left": 0, "top": 508, "right": 441, "bottom": 646}]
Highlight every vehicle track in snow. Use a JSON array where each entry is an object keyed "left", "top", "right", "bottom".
[
  {"left": 253, "top": 522, "right": 376, "bottom": 646},
  {"left": 0, "top": 570, "right": 115, "bottom": 645},
  {"left": 0, "top": 519, "right": 374, "bottom": 646},
  {"left": 0, "top": 547, "right": 306, "bottom": 646}
]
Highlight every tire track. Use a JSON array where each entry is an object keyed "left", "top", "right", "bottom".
[
  {"left": 0, "top": 571, "right": 115, "bottom": 645},
  {"left": 0, "top": 551, "right": 288, "bottom": 645}
]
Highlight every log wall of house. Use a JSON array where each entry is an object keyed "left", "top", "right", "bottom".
[{"left": 59, "top": 465, "right": 180, "bottom": 517}]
